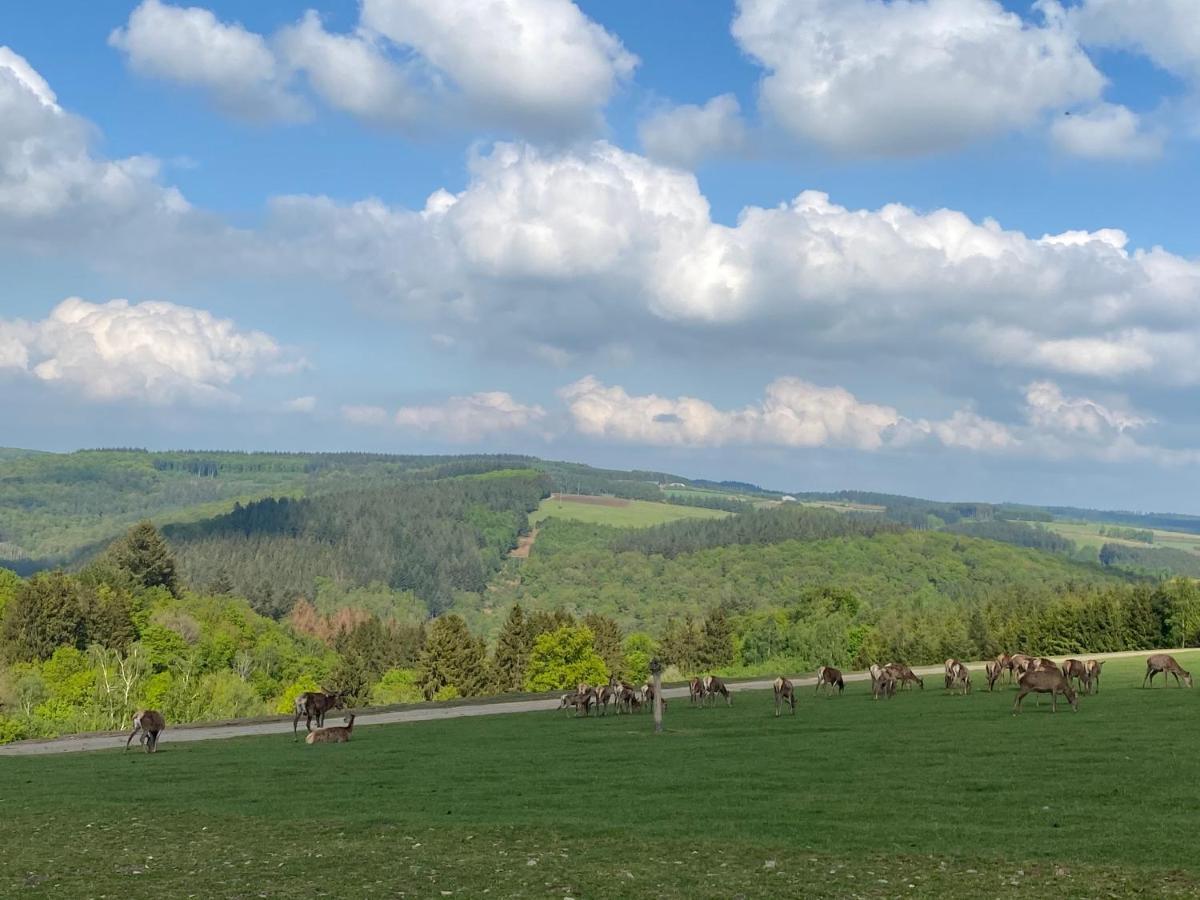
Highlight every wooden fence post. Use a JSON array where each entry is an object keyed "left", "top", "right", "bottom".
[{"left": 650, "top": 657, "right": 663, "bottom": 734}]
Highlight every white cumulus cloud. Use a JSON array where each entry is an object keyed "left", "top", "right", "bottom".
[
  {"left": 393, "top": 391, "right": 547, "bottom": 441},
  {"left": 639, "top": 93, "right": 748, "bottom": 168},
  {"left": 109, "top": 0, "right": 306, "bottom": 122},
  {"left": 731, "top": 0, "right": 1102, "bottom": 156},
  {"left": 0, "top": 298, "right": 293, "bottom": 405},
  {"left": 1051, "top": 103, "right": 1164, "bottom": 160}
]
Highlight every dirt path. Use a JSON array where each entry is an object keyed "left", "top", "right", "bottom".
[{"left": 0, "top": 647, "right": 1182, "bottom": 757}]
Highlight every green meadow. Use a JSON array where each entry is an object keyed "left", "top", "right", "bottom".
[
  {"left": 2, "top": 653, "right": 1199, "bottom": 898},
  {"left": 531, "top": 496, "right": 729, "bottom": 529}
]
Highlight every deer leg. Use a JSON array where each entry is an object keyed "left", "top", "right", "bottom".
[
  {"left": 1013, "top": 690, "right": 1025, "bottom": 715},
  {"left": 124, "top": 725, "right": 141, "bottom": 752}
]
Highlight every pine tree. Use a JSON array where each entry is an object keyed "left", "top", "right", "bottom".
[
  {"left": 529, "top": 608, "right": 576, "bottom": 637},
  {"left": 492, "top": 603, "right": 532, "bottom": 693},
  {"left": 107, "top": 522, "right": 179, "bottom": 596},
  {"left": 700, "top": 607, "right": 735, "bottom": 669},
  {"left": 583, "top": 613, "right": 624, "bottom": 677},
  {"left": 660, "top": 616, "right": 704, "bottom": 674},
  {"left": 417, "top": 615, "right": 488, "bottom": 700},
  {"left": 1, "top": 571, "right": 86, "bottom": 662}
]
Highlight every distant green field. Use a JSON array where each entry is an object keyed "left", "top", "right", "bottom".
[
  {"left": 2, "top": 653, "right": 1198, "bottom": 898},
  {"left": 531, "top": 495, "right": 729, "bottom": 529},
  {"left": 1049, "top": 521, "right": 1200, "bottom": 556}
]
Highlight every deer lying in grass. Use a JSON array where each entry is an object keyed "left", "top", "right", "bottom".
[
  {"left": 702, "top": 675, "right": 731, "bottom": 707},
  {"left": 306, "top": 715, "right": 356, "bottom": 744},
  {"left": 124, "top": 709, "right": 165, "bottom": 753},
  {"left": 773, "top": 676, "right": 795, "bottom": 716},
  {"left": 1013, "top": 668, "right": 1078, "bottom": 714},
  {"left": 1061, "top": 659, "right": 1091, "bottom": 694},
  {"left": 1143, "top": 654, "right": 1193, "bottom": 688},
  {"left": 884, "top": 663, "right": 923, "bottom": 690},
  {"left": 815, "top": 666, "right": 844, "bottom": 695},
  {"left": 689, "top": 677, "right": 706, "bottom": 707},
  {"left": 1085, "top": 659, "right": 1104, "bottom": 693},
  {"left": 293, "top": 691, "right": 345, "bottom": 740}
]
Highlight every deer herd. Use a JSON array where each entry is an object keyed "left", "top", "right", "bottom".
[{"left": 116, "top": 653, "right": 1193, "bottom": 753}]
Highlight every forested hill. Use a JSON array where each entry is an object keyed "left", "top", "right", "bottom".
[{"left": 165, "top": 470, "right": 552, "bottom": 617}]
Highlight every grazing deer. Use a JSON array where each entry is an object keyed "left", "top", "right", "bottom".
[
  {"left": 1143, "top": 654, "right": 1193, "bottom": 688},
  {"left": 815, "top": 666, "right": 844, "bottom": 694},
  {"left": 293, "top": 691, "right": 344, "bottom": 740},
  {"left": 1085, "top": 659, "right": 1104, "bottom": 693},
  {"left": 305, "top": 715, "right": 356, "bottom": 744},
  {"left": 619, "top": 686, "right": 642, "bottom": 714},
  {"left": 640, "top": 682, "right": 667, "bottom": 712},
  {"left": 688, "top": 677, "right": 706, "bottom": 707},
  {"left": 558, "top": 692, "right": 579, "bottom": 715},
  {"left": 1011, "top": 654, "right": 1034, "bottom": 678},
  {"left": 943, "top": 658, "right": 958, "bottom": 690},
  {"left": 124, "top": 709, "right": 165, "bottom": 753},
  {"left": 594, "top": 684, "right": 616, "bottom": 716},
  {"left": 1061, "top": 659, "right": 1091, "bottom": 693},
  {"left": 884, "top": 663, "right": 923, "bottom": 690},
  {"left": 702, "top": 675, "right": 731, "bottom": 707},
  {"left": 1013, "top": 669, "right": 1078, "bottom": 714},
  {"left": 985, "top": 659, "right": 1004, "bottom": 692},
  {"left": 872, "top": 671, "right": 896, "bottom": 700},
  {"left": 949, "top": 661, "right": 971, "bottom": 695},
  {"left": 1033, "top": 657, "right": 1059, "bottom": 671},
  {"left": 773, "top": 676, "right": 796, "bottom": 716}
]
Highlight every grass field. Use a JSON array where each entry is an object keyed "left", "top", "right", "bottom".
[
  {"left": 1048, "top": 521, "right": 1200, "bottom": 555},
  {"left": 3, "top": 654, "right": 1199, "bottom": 898},
  {"left": 531, "top": 495, "right": 729, "bottom": 529}
]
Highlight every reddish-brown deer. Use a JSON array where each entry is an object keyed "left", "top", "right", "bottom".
[
  {"left": 884, "top": 663, "right": 923, "bottom": 690},
  {"left": 1085, "top": 659, "right": 1105, "bottom": 693},
  {"left": 773, "top": 676, "right": 796, "bottom": 716},
  {"left": 872, "top": 670, "right": 897, "bottom": 700},
  {"left": 1143, "top": 654, "right": 1193, "bottom": 688},
  {"left": 815, "top": 666, "right": 844, "bottom": 694},
  {"left": 124, "top": 709, "right": 165, "bottom": 753},
  {"left": 305, "top": 714, "right": 356, "bottom": 744},
  {"left": 640, "top": 682, "right": 668, "bottom": 712},
  {"left": 1061, "top": 659, "right": 1091, "bottom": 693},
  {"left": 985, "top": 659, "right": 1004, "bottom": 692},
  {"left": 688, "top": 676, "right": 706, "bottom": 707},
  {"left": 293, "top": 691, "right": 345, "bottom": 740},
  {"left": 949, "top": 661, "right": 971, "bottom": 695},
  {"left": 1013, "top": 669, "right": 1078, "bottom": 714},
  {"left": 702, "top": 675, "right": 731, "bottom": 707}
]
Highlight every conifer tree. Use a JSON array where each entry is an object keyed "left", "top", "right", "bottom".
[
  {"left": 417, "top": 614, "right": 488, "bottom": 699},
  {"left": 583, "top": 613, "right": 623, "bottom": 677},
  {"left": 1, "top": 571, "right": 86, "bottom": 662},
  {"left": 492, "top": 603, "right": 532, "bottom": 693},
  {"left": 700, "top": 607, "right": 735, "bottom": 669},
  {"left": 107, "top": 522, "right": 179, "bottom": 596}
]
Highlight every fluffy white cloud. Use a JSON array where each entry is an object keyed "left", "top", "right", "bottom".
[
  {"left": 559, "top": 375, "right": 1197, "bottom": 465},
  {"left": 1067, "top": 0, "right": 1200, "bottom": 84},
  {"left": 639, "top": 94, "right": 748, "bottom": 168},
  {"left": 0, "top": 298, "right": 292, "bottom": 404},
  {"left": 109, "top": 0, "right": 304, "bottom": 121},
  {"left": 0, "top": 45, "right": 214, "bottom": 260},
  {"left": 275, "top": 11, "right": 422, "bottom": 127},
  {"left": 111, "top": 0, "right": 634, "bottom": 135},
  {"left": 561, "top": 375, "right": 914, "bottom": 450},
  {"left": 393, "top": 391, "right": 547, "bottom": 441},
  {"left": 730, "top": 0, "right": 1102, "bottom": 156},
  {"left": 341, "top": 392, "right": 546, "bottom": 440},
  {"left": 360, "top": 0, "right": 637, "bottom": 134},
  {"left": 268, "top": 140, "right": 1200, "bottom": 385},
  {"left": 1051, "top": 103, "right": 1164, "bottom": 160}
]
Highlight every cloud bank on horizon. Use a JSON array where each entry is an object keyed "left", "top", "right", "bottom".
[{"left": 2, "top": 0, "right": 1200, "bottom": 508}]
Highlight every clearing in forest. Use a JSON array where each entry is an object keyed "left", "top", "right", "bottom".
[{"left": 530, "top": 494, "right": 729, "bottom": 529}]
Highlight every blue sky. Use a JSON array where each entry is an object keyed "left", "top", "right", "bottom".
[{"left": 2, "top": 0, "right": 1200, "bottom": 511}]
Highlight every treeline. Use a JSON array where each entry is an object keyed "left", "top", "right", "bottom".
[
  {"left": 1098, "top": 525, "right": 1154, "bottom": 543},
  {"left": 1048, "top": 506, "right": 1200, "bottom": 536},
  {"left": 610, "top": 504, "right": 902, "bottom": 558},
  {"left": 166, "top": 471, "right": 551, "bottom": 617},
  {"left": 943, "top": 519, "right": 1074, "bottom": 554},
  {"left": 1100, "top": 543, "right": 1200, "bottom": 578}
]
